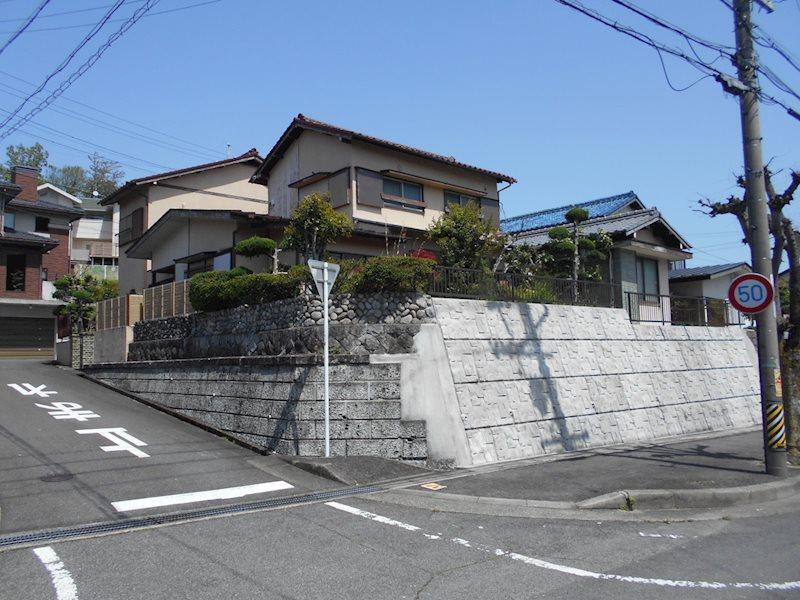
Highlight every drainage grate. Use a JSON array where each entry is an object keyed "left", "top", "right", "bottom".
[{"left": 0, "top": 485, "right": 381, "bottom": 550}]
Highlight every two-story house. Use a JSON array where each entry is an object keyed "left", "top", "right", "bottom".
[
  {"left": 249, "top": 114, "right": 516, "bottom": 259},
  {"left": 99, "top": 149, "right": 267, "bottom": 293},
  {"left": 121, "top": 115, "right": 516, "bottom": 284},
  {"left": 0, "top": 166, "right": 83, "bottom": 356}
]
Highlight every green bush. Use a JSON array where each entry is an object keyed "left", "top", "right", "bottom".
[
  {"left": 233, "top": 236, "right": 276, "bottom": 258},
  {"left": 189, "top": 268, "right": 303, "bottom": 312},
  {"left": 347, "top": 256, "right": 435, "bottom": 294}
]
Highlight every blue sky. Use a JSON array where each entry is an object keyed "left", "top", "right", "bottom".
[{"left": 1, "top": 0, "right": 798, "bottom": 267}]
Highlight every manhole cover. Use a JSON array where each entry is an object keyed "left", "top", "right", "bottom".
[{"left": 40, "top": 473, "right": 73, "bottom": 482}]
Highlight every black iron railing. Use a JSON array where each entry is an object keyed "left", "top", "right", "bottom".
[
  {"left": 625, "top": 292, "right": 742, "bottom": 327},
  {"left": 429, "top": 266, "right": 621, "bottom": 308}
]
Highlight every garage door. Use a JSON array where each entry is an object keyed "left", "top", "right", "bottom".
[{"left": 0, "top": 317, "right": 55, "bottom": 358}]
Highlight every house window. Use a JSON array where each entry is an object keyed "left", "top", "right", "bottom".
[
  {"left": 4, "top": 212, "right": 15, "bottom": 231},
  {"left": 444, "top": 191, "right": 480, "bottom": 211},
  {"left": 118, "top": 207, "right": 144, "bottom": 245},
  {"left": 636, "top": 257, "right": 660, "bottom": 301},
  {"left": 5, "top": 254, "right": 25, "bottom": 291},
  {"left": 35, "top": 217, "right": 50, "bottom": 232},
  {"left": 382, "top": 177, "right": 424, "bottom": 211},
  {"left": 91, "top": 257, "right": 118, "bottom": 266},
  {"left": 41, "top": 268, "right": 48, "bottom": 281}
]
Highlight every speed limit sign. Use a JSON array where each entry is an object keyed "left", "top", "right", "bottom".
[{"left": 728, "top": 273, "right": 774, "bottom": 314}]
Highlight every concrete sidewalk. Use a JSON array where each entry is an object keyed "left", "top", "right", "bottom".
[{"left": 403, "top": 429, "right": 800, "bottom": 510}]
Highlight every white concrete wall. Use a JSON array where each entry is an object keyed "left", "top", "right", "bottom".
[
  {"left": 94, "top": 326, "right": 133, "bottom": 363},
  {"left": 428, "top": 298, "right": 761, "bottom": 466}
]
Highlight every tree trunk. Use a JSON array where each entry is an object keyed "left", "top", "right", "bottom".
[
  {"left": 780, "top": 220, "right": 800, "bottom": 462},
  {"left": 571, "top": 221, "right": 579, "bottom": 303}
]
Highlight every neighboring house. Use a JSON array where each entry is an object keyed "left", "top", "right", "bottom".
[
  {"left": 502, "top": 192, "right": 692, "bottom": 306},
  {"left": 38, "top": 183, "right": 120, "bottom": 281},
  {"left": 249, "top": 113, "right": 515, "bottom": 261},
  {"left": 99, "top": 149, "right": 267, "bottom": 293},
  {"left": 0, "top": 166, "right": 83, "bottom": 356},
  {"left": 112, "top": 115, "right": 515, "bottom": 289},
  {"left": 668, "top": 262, "right": 751, "bottom": 299}
]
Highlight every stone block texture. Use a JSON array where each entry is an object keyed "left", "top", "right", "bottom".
[
  {"left": 432, "top": 298, "right": 761, "bottom": 466},
  {"left": 86, "top": 357, "right": 427, "bottom": 461},
  {"left": 129, "top": 293, "right": 434, "bottom": 361}
]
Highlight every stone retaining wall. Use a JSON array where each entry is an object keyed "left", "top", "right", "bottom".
[
  {"left": 130, "top": 293, "right": 434, "bottom": 361},
  {"left": 85, "top": 356, "right": 427, "bottom": 461}
]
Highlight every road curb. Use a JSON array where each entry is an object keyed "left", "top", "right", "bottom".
[
  {"left": 575, "top": 474, "right": 800, "bottom": 510},
  {"left": 394, "top": 473, "right": 800, "bottom": 511}
]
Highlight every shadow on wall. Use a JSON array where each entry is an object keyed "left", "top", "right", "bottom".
[
  {"left": 486, "top": 301, "right": 589, "bottom": 454},
  {"left": 266, "top": 368, "right": 307, "bottom": 454}
]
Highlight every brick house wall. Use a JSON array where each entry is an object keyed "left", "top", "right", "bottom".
[
  {"left": 42, "top": 229, "right": 70, "bottom": 282},
  {"left": 0, "top": 248, "right": 42, "bottom": 299}
]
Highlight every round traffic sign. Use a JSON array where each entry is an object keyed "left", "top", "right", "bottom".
[{"left": 728, "top": 273, "right": 774, "bottom": 314}]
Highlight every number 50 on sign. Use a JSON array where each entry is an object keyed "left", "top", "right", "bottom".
[{"left": 728, "top": 273, "right": 774, "bottom": 315}]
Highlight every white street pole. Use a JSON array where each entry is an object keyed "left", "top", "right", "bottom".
[{"left": 323, "top": 262, "right": 330, "bottom": 458}]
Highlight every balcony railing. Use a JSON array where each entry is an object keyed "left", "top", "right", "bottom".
[
  {"left": 429, "top": 267, "right": 621, "bottom": 308},
  {"left": 625, "top": 292, "right": 742, "bottom": 327}
]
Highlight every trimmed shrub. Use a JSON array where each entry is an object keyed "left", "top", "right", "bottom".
[
  {"left": 189, "top": 268, "right": 302, "bottom": 312},
  {"left": 347, "top": 256, "right": 435, "bottom": 294},
  {"left": 234, "top": 236, "right": 276, "bottom": 258},
  {"left": 565, "top": 207, "right": 589, "bottom": 223},
  {"left": 188, "top": 271, "right": 240, "bottom": 312}
]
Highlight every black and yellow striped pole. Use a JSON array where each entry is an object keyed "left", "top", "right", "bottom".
[{"left": 766, "top": 402, "right": 787, "bottom": 450}]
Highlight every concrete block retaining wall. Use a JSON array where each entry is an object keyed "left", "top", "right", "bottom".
[
  {"left": 430, "top": 299, "right": 761, "bottom": 466},
  {"left": 85, "top": 356, "right": 427, "bottom": 461}
]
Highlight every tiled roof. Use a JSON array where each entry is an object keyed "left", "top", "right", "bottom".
[
  {"left": 100, "top": 148, "right": 262, "bottom": 206},
  {"left": 7, "top": 197, "right": 84, "bottom": 218},
  {"left": 0, "top": 230, "right": 59, "bottom": 248},
  {"left": 251, "top": 114, "right": 516, "bottom": 185},
  {"left": 501, "top": 192, "right": 640, "bottom": 234},
  {"left": 668, "top": 262, "right": 750, "bottom": 281}
]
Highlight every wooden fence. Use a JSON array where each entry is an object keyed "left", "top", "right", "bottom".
[
  {"left": 142, "top": 280, "right": 194, "bottom": 321},
  {"left": 95, "top": 294, "right": 143, "bottom": 331}
]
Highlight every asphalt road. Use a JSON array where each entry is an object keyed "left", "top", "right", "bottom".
[
  {"left": 2, "top": 359, "right": 799, "bottom": 599},
  {"left": 0, "top": 359, "right": 340, "bottom": 532}
]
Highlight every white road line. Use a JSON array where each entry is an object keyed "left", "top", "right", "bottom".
[
  {"left": 325, "top": 502, "right": 800, "bottom": 591},
  {"left": 112, "top": 481, "right": 294, "bottom": 512},
  {"left": 32, "top": 546, "right": 78, "bottom": 600}
]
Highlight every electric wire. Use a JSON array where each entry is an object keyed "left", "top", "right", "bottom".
[
  {"left": 0, "top": 0, "right": 222, "bottom": 34},
  {"left": 0, "top": 0, "right": 51, "bottom": 56},
  {"left": 0, "top": 1, "right": 160, "bottom": 141},
  {"left": 0, "top": 1, "right": 146, "bottom": 24},
  {"left": 552, "top": 0, "right": 800, "bottom": 123},
  {"left": 0, "top": 1, "right": 126, "bottom": 133},
  {"left": 0, "top": 69, "right": 224, "bottom": 157},
  {"left": 0, "top": 84, "right": 221, "bottom": 161}
]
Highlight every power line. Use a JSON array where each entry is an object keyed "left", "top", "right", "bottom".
[
  {"left": 0, "top": 0, "right": 51, "bottom": 56},
  {"left": 0, "top": 69, "right": 224, "bottom": 156},
  {"left": 0, "top": 1, "right": 146, "bottom": 24},
  {"left": 0, "top": 106, "right": 173, "bottom": 170},
  {"left": 0, "top": 1, "right": 126, "bottom": 133},
  {"left": 0, "top": 0, "right": 222, "bottom": 34},
  {"left": 0, "top": 1, "right": 160, "bottom": 141},
  {"left": 0, "top": 83, "right": 221, "bottom": 161},
  {"left": 552, "top": 0, "right": 800, "bottom": 123}
]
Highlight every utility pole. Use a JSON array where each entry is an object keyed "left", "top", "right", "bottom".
[{"left": 733, "top": 0, "right": 787, "bottom": 476}]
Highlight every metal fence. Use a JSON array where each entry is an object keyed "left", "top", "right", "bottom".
[
  {"left": 143, "top": 279, "right": 193, "bottom": 321},
  {"left": 429, "top": 267, "right": 621, "bottom": 308},
  {"left": 625, "top": 292, "right": 742, "bottom": 326}
]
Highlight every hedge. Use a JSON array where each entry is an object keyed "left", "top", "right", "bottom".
[
  {"left": 344, "top": 256, "right": 435, "bottom": 294},
  {"left": 189, "top": 269, "right": 303, "bottom": 312}
]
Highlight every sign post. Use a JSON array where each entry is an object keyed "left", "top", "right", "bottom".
[
  {"left": 307, "top": 259, "right": 340, "bottom": 457},
  {"left": 728, "top": 273, "right": 788, "bottom": 466}
]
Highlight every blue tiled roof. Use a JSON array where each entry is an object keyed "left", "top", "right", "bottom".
[{"left": 501, "top": 191, "right": 640, "bottom": 234}]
